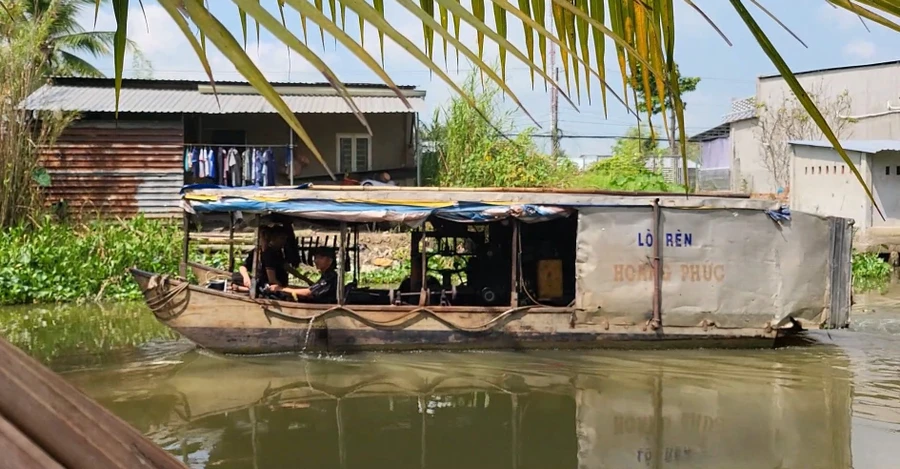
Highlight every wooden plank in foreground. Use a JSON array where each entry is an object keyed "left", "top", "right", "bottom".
[
  {"left": 0, "top": 413, "right": 65, "bottom": 469},
  {"left": 0, "top": 337, "right": 186, "bottom": 469}
]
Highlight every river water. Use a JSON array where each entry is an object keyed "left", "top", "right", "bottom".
[{"left": 2, "top": 302, "right": 899, "bottom": 468}]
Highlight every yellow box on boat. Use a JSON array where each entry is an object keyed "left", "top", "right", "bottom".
[{"left": 537, "top": 259, "right": 563, "bottom": 299}]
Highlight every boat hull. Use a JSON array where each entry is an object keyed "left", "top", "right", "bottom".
[{"left": 131, "top": 268, "right": 784, "bottom": 354}]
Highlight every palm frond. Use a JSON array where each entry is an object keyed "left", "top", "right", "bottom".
[
  {"left": 90, "top": 0, "right": 900, "bottom": 201},
  {"left": 55, "top": 50, "right": 106, "bottom": 78}
]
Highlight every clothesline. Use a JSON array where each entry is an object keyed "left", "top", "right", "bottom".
[
  {"left": 182, "top": 143, "right": 295, "bottom": 148},
  {"left": 185, "top": 145, "right": 286, "bottom": 187}
]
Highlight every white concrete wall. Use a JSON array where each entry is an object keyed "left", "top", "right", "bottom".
[
  {"left": 733, "top": 62, "right": 900, "bottom": 195},
  {"left": 790, "top": 145, "right": 870, "bottom": 228},
  {"left": 729, "top": 119, "right": 768, "bottom": 193},
  {"left": 871, "top": 150, "right": 900, "bottom": 227}
]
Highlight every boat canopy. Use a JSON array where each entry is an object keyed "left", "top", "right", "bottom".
[{"left": 179, "top": 184, "right": 791, "bottom": 225}]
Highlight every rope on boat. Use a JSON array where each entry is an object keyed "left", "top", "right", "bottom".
[
  {"left": 262, "top": 304, "right": 536, "bottom": 333},
  {"left": 144, "top": 275, "right": 190, "bottom": 320}
]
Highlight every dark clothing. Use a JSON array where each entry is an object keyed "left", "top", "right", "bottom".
[
  {"left": 308, "top": 267, "right": 338, "bottom": 303},
  {"left": 242, "top": 248, "right": 289, "bottom": 287}
]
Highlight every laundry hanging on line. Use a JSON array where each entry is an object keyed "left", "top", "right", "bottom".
[{"left": 184, "top": 146, "right": 278, "bottom": 187}]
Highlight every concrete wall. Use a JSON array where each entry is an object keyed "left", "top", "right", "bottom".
[
  {"left": 729, "top": 119, "right": 766, "bottom": 193},
  {"left": 871, "top": 150, "right": 900, "bottom": 227},
  {"left": 790, "top": 145, "right": 871, "bottom": 228},
  {"left": 732, "top": 62, "right": 900, "bottom": 195},
  {"left": 188, "top": 112, "right": 415, "bottom": 183}
]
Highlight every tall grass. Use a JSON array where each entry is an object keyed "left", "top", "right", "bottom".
[
  {"left": 0, "top": 1, "right": 76, "bottom": 229},
  {"left": 421, "top": 69, "right": 573, "bottom": 188}
]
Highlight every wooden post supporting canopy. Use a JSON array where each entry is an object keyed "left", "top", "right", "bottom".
[
  {"left": 228, "top": 212, "right": 235, "bottom": 272},
  {"left": 337, "top": 222, "right": 347, "bottom": 305},
  {"left": 510, "top": 220, "right": 519, "bottom": 307},
  {"left": 251, "top": 215, "right": 262, "bottom": 300}
]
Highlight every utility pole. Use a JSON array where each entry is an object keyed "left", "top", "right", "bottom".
[{"left": 549, "top": 11, "right": 560, "bottom": 158}]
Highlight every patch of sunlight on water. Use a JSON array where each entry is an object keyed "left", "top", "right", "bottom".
[{"left": 0, "top": 302, "right": 180, "bottom": 367}]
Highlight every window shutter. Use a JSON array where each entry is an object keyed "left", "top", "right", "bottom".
[
  {"left": 355, "top": 138, "right": 370, "bottom": 171},
  {"left": 339, "top": 137, "right": 353, "bottom": 172}
]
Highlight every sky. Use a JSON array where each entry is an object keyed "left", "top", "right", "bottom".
[{"left": 78, "top": 1, "right": 900, "bottom": 158}]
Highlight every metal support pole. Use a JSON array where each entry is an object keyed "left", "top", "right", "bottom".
[
  {"left": 251, "top": 215, "right": 262, "bottom": 300},
  {"left": 180, "top": 212, "right": 189, "bottom": 278},
  {"left": 289, "top": 126, "right": 295, "bottom": 186},
  {"left": 510, "top": 220, "right": 519, "bottom": 307},
  {"left": 650, "top": 198, "right": 662, "bottom": 329},
  {"left": 420, "top": 230, "right": 428, "bottom": 306},
  {"left": 415, "top": 117, "right": 422, "bottom": 187},
  {"left": 228, "top": 212, "right": 235, "bottom": 272},
  {"left": 337, "top": 222, "right": 347, "bottom": 305}
]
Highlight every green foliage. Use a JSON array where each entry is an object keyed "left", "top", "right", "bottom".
[
  {"left": 421, "top": 67, "right": 573, "bottom": 188},
  {"left": 632, "top": 63, "right": 701, "bottom": 116},
  {"left": 566, "top": 126, "right": 684, "bottom": 193},
  {"left": 0, "top": 302, "right": 175, "bottom": 364},
  {"left": 0, "top": 215, "right": 225, "bottom": 305},
  {"left": 609, "top": 126, "right": 662, "bottom": 160},
  {"left": 852, "top": 252, "right": 893, "bottom": 294}
]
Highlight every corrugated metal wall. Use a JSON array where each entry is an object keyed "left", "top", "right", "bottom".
[{"left": 39, "top": 121, "right": 183, "bottom": 218}]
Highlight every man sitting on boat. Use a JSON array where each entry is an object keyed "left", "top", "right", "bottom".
[
  {"left": 266, "top": 246, "right": 339, "bottom": 303},
  {"left": 232, "top": 226, "right": 313, "bottom": 293}
]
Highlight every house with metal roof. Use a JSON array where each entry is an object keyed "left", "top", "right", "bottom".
[
  {"left": 691, "top": 59, "right": 900, "bottom": 197},
  {"left": 790, "top": 139, "right": 900, "bottom": 251},
  {"left": 21, "top": 77, "right": 426, "bottom": 217}
]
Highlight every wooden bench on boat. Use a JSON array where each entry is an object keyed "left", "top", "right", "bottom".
[{"left": 130, "top": 185, "right": 853, "bottom": 354}]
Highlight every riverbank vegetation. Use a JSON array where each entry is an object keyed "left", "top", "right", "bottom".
[
  {"left": 0, "top": 216, "right": 229, "bottom": 305},
  {"left": 852, "top": 252, "right": 893, "bottom": 294}
]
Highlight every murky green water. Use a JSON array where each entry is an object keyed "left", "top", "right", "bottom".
[{"left": 3, "top": 303, "right": 900, "bottom": 469}]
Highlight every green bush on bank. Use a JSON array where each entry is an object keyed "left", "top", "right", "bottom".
[
  {"left": 0, "top": 215, "right": 227, "bottom": 305},
  {"left": 852, "top": 251, "right": 893, "bottom": 294}
]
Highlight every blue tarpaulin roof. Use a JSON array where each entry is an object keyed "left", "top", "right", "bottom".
[
  {"left": 179, "top": 184, "right": 790, "bottom": 225},
  {"left": 181, "top": 185, "right": 573, "bottom": 225}
]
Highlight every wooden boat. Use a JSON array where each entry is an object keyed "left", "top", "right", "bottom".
[{"left": 131, "top": 185, "right": 854, "bottom": 354}]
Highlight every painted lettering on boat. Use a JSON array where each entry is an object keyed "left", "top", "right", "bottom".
[
  {"left": 612, "top": 263, "right": 725, "bottom": 282},
  {"left": 636, "top": 230, "right": 693, "bottom": 248}
]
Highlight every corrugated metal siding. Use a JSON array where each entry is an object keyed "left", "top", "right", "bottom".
[
  {"left": 23, "top": 85, "right": 427, "bottom": 114},
  {"left": 40, "top": 123, "right": 183, "bottom": 218}
]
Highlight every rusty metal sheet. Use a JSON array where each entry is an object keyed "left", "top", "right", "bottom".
[
  {"left": 39, "top": 122, "right": 183, "bottom": 218},
  {"left": 576, "top": 207, "right": 835, "bottom": 329}
]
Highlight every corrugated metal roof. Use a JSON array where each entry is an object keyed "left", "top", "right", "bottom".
[
  {"left": 789, "top": 140, "right": 900, "bottom": 154},
  {"left": 22, "top": 84, "right": 426, "bottom": 114}
]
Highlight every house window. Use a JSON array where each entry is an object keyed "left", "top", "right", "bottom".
[
  {"left": 842, "top": 166, "right": 845, "bottom": 174},
  {"left": 805, "top": 166, "right": 808, "bottom": 175},
  {"left": 818, "top": 166, "right": 822, "bottom": 174},
  {"left": 887, "top": 166, "right": 891, "bottom": 175},
  {"left": 336, "top": 134, "right": 372, "bottom": 173},
  {"left": 826, "top": 166, "right": 829, "bottom": 174}
]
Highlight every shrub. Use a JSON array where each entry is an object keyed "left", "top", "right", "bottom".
[
  {"left": 852, "top": 252, "right": 892, "bottom": 294},
  {"left": 0, "top": 215, "right": 226, "bottom": 305}
]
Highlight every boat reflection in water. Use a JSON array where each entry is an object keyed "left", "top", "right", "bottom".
[{"left": 67, "top": 346, "right": 852, "bottom": 469}]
